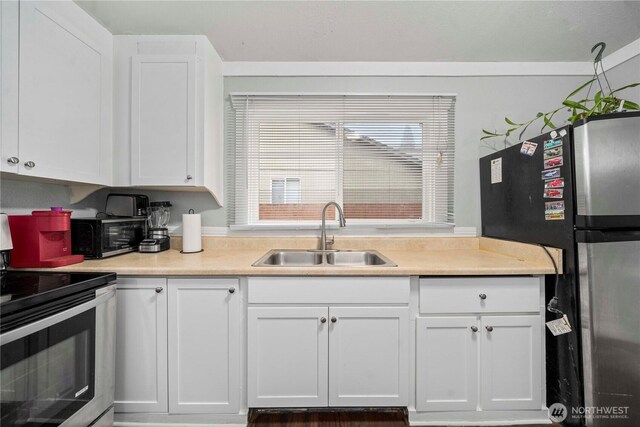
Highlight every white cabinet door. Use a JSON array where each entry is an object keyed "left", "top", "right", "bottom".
[
  {"left": 18, "top": 1, "right": 112, "bottom": 184},
  {"left": 416, "top": 316, "right": 479, "bottom": 411},
  {"left": 1, "top": 0, "right": 19, "bottom": 173},
  {"left": 328, "top": 307, "right": 408, "bottom": 407},
  {"left": 480, "top": 315, "right": 542, "bottom": 410},
  {"left": 131, "top": 55, "right": 196, "bottom": 186},
  {"left": 115, "top": 278, "right": 168, "bottom": 413},
  {"left": 248, "top": 306, "right": 329, "bottom": 407},
  {"left": 168, "top": 278, "right": 240, "bottom": 414}
]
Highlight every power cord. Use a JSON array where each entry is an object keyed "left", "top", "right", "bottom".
[{"left": 538, "top": 244, "right": 564, "bottom": 316}]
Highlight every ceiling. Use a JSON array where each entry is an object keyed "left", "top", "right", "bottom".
[{"left": 75, "top": 1, "right": 640, "bottom": 62}]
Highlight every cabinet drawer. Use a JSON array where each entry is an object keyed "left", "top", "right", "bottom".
[
  {"left": 419, "top": 277, "right": 541, "bottom": 314},
  {"left": 248, "top": 276, "right": 410, "bottom": 304}
]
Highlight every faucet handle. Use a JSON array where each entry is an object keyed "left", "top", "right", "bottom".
[{"left": 326, "top": 235, "right": 335, "bottom": 246}]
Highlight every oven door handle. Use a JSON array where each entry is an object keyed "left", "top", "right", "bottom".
[{"left": 0, "top": 284, "right": 117, "bottom": 346}]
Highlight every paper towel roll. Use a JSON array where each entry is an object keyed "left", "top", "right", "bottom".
[{"left": 182, "top": 212, "right": 202, "bottom": 253}]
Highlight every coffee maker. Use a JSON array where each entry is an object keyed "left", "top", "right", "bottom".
[{"left": 139, "top": 201, "right": 172, "bottom": 253}]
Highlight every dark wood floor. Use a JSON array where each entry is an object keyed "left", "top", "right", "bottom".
[
  {"left": 248, "top": 408, "right": 556, "bottom": 427},
  {"left": 248, "top": 408, "right": 409, "bottom": 427}
]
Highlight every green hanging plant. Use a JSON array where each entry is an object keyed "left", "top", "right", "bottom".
[{"left": 481, "top": 43, "right": 640, "bottom": 143}]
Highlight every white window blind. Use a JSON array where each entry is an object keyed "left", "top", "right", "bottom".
[{"left": 226, "top": 94, "right": 455, "bottom": 227}]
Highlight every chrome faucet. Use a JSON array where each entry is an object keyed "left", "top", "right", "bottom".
[{"left": 320, "top": 202, "right": 346, "bottom": 251}]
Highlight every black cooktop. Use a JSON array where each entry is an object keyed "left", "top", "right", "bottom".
[{"left": 0, "top": 271, "right": 116, "bottom": 319}]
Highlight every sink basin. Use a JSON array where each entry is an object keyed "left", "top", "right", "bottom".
[
  {"left": 325, "top": 251, "right": 394, "bottom": 266},
  {"left": 252, "top": 249, "right": 396, "bottom": 267},
  {"left": 254, "top": 251, "right": 324, "bottom": 266}
]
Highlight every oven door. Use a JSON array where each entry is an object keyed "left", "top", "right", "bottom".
[
  {"left": 101, "top": 220, "right": 146, "bottom": 256},
  {"left": 0, "top": 284, "right": 116, "bottom": 426}
]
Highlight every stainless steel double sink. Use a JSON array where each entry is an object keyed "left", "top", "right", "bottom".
[{"left": 252, "top": 249, "right": 397, "bottom": 267}]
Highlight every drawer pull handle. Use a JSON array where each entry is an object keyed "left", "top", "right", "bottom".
[
  {"left": 479, "top": 293, "right": 487, "bottom": 300},
  {"left": 470, "top": 326, "right": 478, "bottom": 332},
  {"left": 331, "top": 317, "right": 337, "bottom": 323},
  {"left": 228, "top": 287, "right": 235, "bottom": 294},
  {"left": 485, "top": 325, "right": 494, "bottom": 332},
  {"left": 320, "top": 317, "right": 327, "bottom": 323},
  {"left": 7, "top": 157, "right": 19, "bottom": 165},
  {"left": 155, "top": 287, "right": 163, "bottom": 293}
]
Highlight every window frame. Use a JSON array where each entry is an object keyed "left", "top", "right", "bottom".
[{"left": 229, "top": 93, "right": 456, "bottom": 229}]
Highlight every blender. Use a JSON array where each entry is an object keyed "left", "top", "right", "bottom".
[{"left": 139, "top": 201, "right": 172, "bottom": 253}]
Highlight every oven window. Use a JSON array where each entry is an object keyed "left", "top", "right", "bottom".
[
  {"left": 102, "top": 222, "right": 144, "bottom": 251},
  {"left": 1, "top": 308, "right": 96, "bottom": 426}
]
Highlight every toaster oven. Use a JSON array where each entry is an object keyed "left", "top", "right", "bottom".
[{"left": 71, "top": 218, "right": 147, "bottom": 259}]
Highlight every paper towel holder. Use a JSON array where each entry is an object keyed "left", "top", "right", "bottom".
[{"left": 180, "top": 209, "right": 204, "bottom": 254}]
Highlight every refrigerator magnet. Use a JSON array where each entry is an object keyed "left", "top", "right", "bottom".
[
  {"left": 559, "top": 129, "right": 567, "bottom": 137},
  {"left": 545, "top": 201, "right": 565, "bottom": 212},
  {"left": 545, "top": 200, "right": 565, "bottom": 221},
  {"left": 541, "top": 167, "right": 561, "bottom": 180},
  {"left": 545, "top": 212, "right": 565, "bottom": 221},
  {"left": 550, "top": 130, "right": 558, "bottom": 139},
  {"left": 520, "top": 141, "right": 538, "bottom": 156},
  {"left": 544, "top": 188, "right": 564, "bottom": 199},
  {"left": 544, "top": 156, "right": 564, "bottom": 169},
  {"left": 544, "top": 178, "right": 565, "bottom": 189},
  {"left": 543, "top": 147, "right": 562, "bottom": 159},
  {"left": 544, "top": 139, "right": 563, "bottom": 150}
]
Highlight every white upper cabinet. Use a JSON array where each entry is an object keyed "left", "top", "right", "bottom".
[
  {"left": 1, "top": 0, "right": 113, "bottom": 184},
  {"left": 114, "top": 36, "right": 225, "bottom": 205},
  {"left": 1, "top": 0, "right": 19, "bottom": 173}
]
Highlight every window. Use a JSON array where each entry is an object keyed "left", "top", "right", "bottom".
[
  {"left": 227, "top": 94, "right": 455, "bottom": 227},
  {"left": 271, "top": 178, "right": 301, "bottom": 204}
]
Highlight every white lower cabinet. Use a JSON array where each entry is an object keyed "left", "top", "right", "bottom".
[
  {"left": 168, "top": 278, "right": 240, "bottom": 414},
  {"left": 114, "top": 278, "right": 168, "bottom": 413},
  {"left": 248, "top": 307, "right": 329, "bottom": 407},
  {"left": 416, "top": 277, "right": 545, "bottom": 414},
  {"left": 247, "top": 276, "right": 410, "bottom": 408},
  {"left": 115, "top": 277, "right": 240, "bottom": 414},
  {"left": 248, "top": 305, "right": 408, "bottom": 408},
  {"left": 416, "top": 316, "right": 478, "bottom": 411},
  {"left": 328, "top": 307, "right": 408, "bottom": 406},
  {"left": 480, "top": 315, "right": 542, "bottom": 410}
]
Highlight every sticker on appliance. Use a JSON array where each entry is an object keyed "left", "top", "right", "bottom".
[
  {"left": 544, "top": 188, "right": 564, "bottom": 199},
  {"left": 544, "top": 138, "right": 563, "bottom": 150},
  {"left": 545, "top": 201, "right": 565, "bottom": 220},
  {"left": 545, "top": 201, "right": 565, "bottom": 212},
  {"left": 544, "top": 156, "right": 564, "bottom": 169},
  {"left": 490, "top": 158, "right": 502, "bottom": 184},
  {"left": 550, "top": 130, "right": 558, "bottom": 139},
  {"left": 542, "top": 167, "right": 561, "bottom": 180},
  {"left": 544, "top": 178, "right": 565, "bottom": 189},
  {"left": 545, "top": 212, "right": 565, "bottom": 221},
  {"left": 520, "top": 141, "right": 538, "bottom": 156},
  {"left": 559, "top": 129, "right": 567, "bottom": 137},
  {"left": 543, "top": 147, "right": 563, "bottom": 159}
]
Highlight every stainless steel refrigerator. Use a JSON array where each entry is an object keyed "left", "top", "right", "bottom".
[{"left": 480, "top": 111, "right": 640, "bottom": 426}]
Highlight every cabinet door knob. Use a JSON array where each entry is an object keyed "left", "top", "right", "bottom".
[
  {"left": 155, "top": 287, "right": 163, "bottom": 293},
  {"left": 485, "top": 325, "right": 493, "bottom": 332},
  {"left": 186, "top": 175, "right": 193, "bottom": 180},
  {"left": 479, "top": 293, "right": 487, "bottom": 300},
  {"left": 320, "top": 317, "right": 327, "bottom": 323},
  {"left": 7, "top": 157, "right": 19, "bottom": 165},
  {"left": 331, "top": 316, "right": 337, "bottom": 323},
  {"left": 24, "top": 161, "right": 36, "bottom": 168},
  {"left": 228, "top": 287, "right": 235, "bottom": 294},
  {"left": 470, "top": 326, "right": 478, "bottom": 332}
]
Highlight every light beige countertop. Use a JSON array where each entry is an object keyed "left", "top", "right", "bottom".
[{"left": 34, "top": 237, "right": 561, "bottom": 276}]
